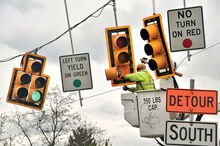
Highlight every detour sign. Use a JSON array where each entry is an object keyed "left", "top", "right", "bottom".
[{"left": 166, "top": 88, "right": 218, "bottom": 114}]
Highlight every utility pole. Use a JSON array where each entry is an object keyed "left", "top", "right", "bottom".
[
  {"left": 152, "top": 0, "right": 156, "bottom": 15},
  {"left": 183, "top": 0, "right": 191, "bottom": 61},
  {"left": 64, "top": 0, "right": 83, "bottom": 106},
  {"left": 112, "top": 0, "right": 118, "bottom": 27},
  {"left": 189, "top": 79, "right": 195, "bottom": 124}
]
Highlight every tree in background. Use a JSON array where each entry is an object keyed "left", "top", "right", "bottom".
[
  {"left": 66, "top": 120, "right": 111, "bottom": 146},
  {"left": 1, "top": 86, "right": 110, "bottom": 146}
]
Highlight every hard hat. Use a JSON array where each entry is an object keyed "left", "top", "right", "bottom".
[{"left": 137, "top": 63, "right": 146, "bottom": 70}]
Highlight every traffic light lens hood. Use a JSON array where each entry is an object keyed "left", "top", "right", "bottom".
[
  {"left": 144, "top": 44, "right": 153, "bottom": 55},
  {"left": 20, "top": 74, "right": 31, "bottom": 84},
  {"left": 31, "top": 62, "right": 42, "bottom": 73},
  {"left": 32, "top": 91, "right": 42, "bottom": 102},
  {"left": 17, "top": 87, "right": 28, "bottom": 98},
  {"left": 118, "top": 52, "right": 129, "bottom": 64},
  {"left": 35, "top": 77, "right": 46, "bottom": 88},
  {"left": 149, "top": 59, "right": 157, "bottom": 71},
  {"left": 140, "top": 29, "right": 149, "bottom": 40},
  {"left": 116, "top": 36, "right": 128, "bottom": 48}
]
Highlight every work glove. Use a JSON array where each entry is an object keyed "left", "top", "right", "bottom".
[{"left": 123, "top": 85, "right": 129, "bottom": 91}]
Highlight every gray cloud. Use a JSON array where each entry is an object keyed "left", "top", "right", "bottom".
[{"left": 0, "top": 0, "right": 43, "bottom": 13}]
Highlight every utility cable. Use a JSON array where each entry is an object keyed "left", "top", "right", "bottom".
[
  {"left": 176, "top": 41, "right": 220, "bottom": 70},
  {"left": 76, "top": 87, "right": 122, "bottom": 101},
  {"left": 0, "top": 0, "right": 112, "bottom": 63}
]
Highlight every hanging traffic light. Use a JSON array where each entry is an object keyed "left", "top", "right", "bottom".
[
  {"left": 105, "top": 25, "right": 136, "bottom": 87},
  {"left": 7, "top": 52, "right": 50, "bottom": 110},
  {"left": 140, "top": 14, "right": 174, "bottom": 79}
]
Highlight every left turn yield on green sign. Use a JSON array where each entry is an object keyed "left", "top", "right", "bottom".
[{"left": 59, "top": 53, "right": 93, "bottom": 92}]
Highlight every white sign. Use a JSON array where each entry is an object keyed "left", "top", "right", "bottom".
[
  {"left": 59, "top": 53, "right": 93, "bottom": 92},
  {"left": 165, "top": 121, "right": 218, "bottom": 146},
  {"left": 167, "top": 6, "right": 205, "bottom": 52},
  {"left": 137, "top": 89, "right": 170, "bottom": 138}
]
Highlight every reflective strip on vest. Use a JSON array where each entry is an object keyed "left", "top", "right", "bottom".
[{"left": 136, "top": 71, "right": 155, "bottom": 90}]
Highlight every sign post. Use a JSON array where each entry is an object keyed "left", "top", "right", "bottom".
[
  {"left": 59, "top": 53, "right": 93, "bottom": 92},
  {"left": 167, "top": 6, "right": 205, "bottom": 52}
]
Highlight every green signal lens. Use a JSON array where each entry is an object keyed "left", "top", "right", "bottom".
[
  {"left": 32, "top": 91, "right": 42, "bottom": 102},
  {"left": 73, "top": 79, "right": 81, "bottom": 88}
]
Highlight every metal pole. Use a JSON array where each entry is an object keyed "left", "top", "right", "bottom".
[
  {"left": 64, "top": 0, "right": 74, "bottom": 54},
  {"left": 183, "top": 0, "right": 186, "bottom": 8},
  {"left": 152, "top": 0, "right": 156, "bottom": 15},
  {"left": 64, "top": 0, "right": 83, "bottom": 106},
  {"left": 183, "top": 0, "right": 191, "bottom": 61},
  {"left": 112, "top": 0, "right": 118, "bottom": 27},
  {"left": 189, "top": 79, "right": 194, "bottom": 124}
]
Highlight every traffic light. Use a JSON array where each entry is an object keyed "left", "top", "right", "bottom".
[
  {"left": 105, "top": 25, "right": 136, "bottom": 87},
  {"left": 7, "top": 52, "right": 50, "bottom": 110},
  {"left": 140, "top": 14, "right": 174, "bottom": 79}
]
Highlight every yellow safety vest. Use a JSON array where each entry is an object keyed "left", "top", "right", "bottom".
[{"left": 124, "top": 69, "right": 155, "bottom": 91}]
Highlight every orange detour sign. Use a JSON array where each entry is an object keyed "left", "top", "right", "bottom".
[{"left": 166, "top": 88, "right": 218, "bottom": 114}]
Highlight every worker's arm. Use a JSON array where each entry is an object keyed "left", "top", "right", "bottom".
[
  {"left": 124, "top": 71, "right": 146, "bottom": 82},
  {"left": 128, "top": 87, "right": 137, "bottom": 92}
]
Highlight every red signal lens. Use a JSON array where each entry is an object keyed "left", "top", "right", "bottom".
[
  {"left": 118, "top": 52, "right": 130, "bottom": 64},
  {"left": 35, "top": 77, "right": 46, "bottom": 88},
  {"left": 116, "top": 36, "right": 128, "bottom": 48},
  {"left": 31, "top": 62, "right": 42, "bottom": 73}
]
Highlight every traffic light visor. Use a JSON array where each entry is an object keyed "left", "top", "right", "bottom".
[
  {"left": 105, "top": 67, "right": 119, "bottom": 80},
  {"left": 144, "top": 40, "right": 163, "bottom": 56},
  {"left": 35, "top": 77, "right": 46, "bottom": 88},
  {"left": 116, "top": 36, "right": 128, "bottom": 48},
  {"left": 117, "top": 52, "right": 130, "bottom": 64},
  {"left": 140, "top": 29, "right": 149, "bottom": 40},
  {"left": 31, "top": 91, "right": 42, "bottom": 102},
  {"left": 26, "top": 59, "right": 42, "bottom": 73},
  {"left": 140, "top": 23, "right": 159, "bottom": 40},
  {"left": 16, "top": 87, "right": 28, "bottom": 98},
  {"left": 20, "top": 74, "right": 31, "bottom": 84},
  {"left": 16, "top": 72, "right": 31, "bottom": 84},
  {"left": 149, "top": 56, "right": 168, "bottom": 71}
]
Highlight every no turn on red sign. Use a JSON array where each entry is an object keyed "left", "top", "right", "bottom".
[{"left": 167, "top": 6, "right": 205, "bottom": 52}]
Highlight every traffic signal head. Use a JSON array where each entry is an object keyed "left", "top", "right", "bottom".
[
  {"left": 140, "top": 14, "right": 174, "bottom": 79},
  {"left": 7, "top": 52, "right": 50, "bottom": 110},
  {"left": 105, "top": 25, "right": 136, "bottom": 87}
]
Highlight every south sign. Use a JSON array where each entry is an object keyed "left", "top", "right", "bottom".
[
  {"left": 165, "top": 121, "right": 218, "bottom": 146},
  {"left": 166, "top": 88, "right": 218, "bottom": 114}
]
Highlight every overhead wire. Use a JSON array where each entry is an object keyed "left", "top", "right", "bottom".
[
  {"left": 176, "top": 41, "right": 220, "bottom": 70},
  {"left": 0, "top": 0, "right": 112, "bottom": 63},
  {"left": 76, "top": 87, "right": 122, "bottom": 101}
]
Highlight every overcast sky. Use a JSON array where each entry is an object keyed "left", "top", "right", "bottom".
[{"left": 1, "top": 0, "right": 220, "bottom": 145}]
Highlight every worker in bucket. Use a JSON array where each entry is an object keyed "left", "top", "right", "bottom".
[{"left": 123, "top": 61, "right": 155, "bottom": 92}]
